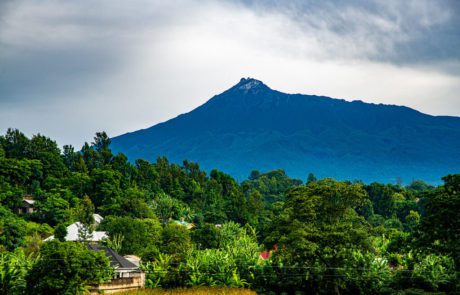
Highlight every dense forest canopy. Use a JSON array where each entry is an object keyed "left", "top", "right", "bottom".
[{"left": 0, "top": 128, "right": 458, "bottom": 294}]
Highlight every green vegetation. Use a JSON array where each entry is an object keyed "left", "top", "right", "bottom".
[
  {"left": 25, "top": 241, "right": 113, "bottom": 295},
  {"left": 0, "top": 128, "right": 459, "bottom": 294},
  {"left": 119, "top": 287, "right": 256, "bottom": 295}
]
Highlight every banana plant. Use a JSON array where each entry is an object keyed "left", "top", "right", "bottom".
[
  {"left": 412, "top": 254, "right": 456, "bottom": 290},
  {"left": 141, "top": 253, "right": 173, "bottom": 288},
  {"left": 0, "top": 250, "right": 38, "bottom": 295}
]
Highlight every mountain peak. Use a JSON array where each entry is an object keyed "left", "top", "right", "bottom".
[
  {"left": 234, "top": 77, "right": 269, "bottom": 93},
  {"left": 112, "top": 79, "right": 460, "bottom": 184}
]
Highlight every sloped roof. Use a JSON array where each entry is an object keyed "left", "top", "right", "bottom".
[
  {"left": 44, "top": 214, "right": 108, "bottom": 242},
  {"left": 88, "top": 244, "right": 138, "bottom": 270},
  {"left": 173, "top": 219, "right": 195, "bottom": 230},
  {"left": 23, "top": 199, "right": 35, "bottom": 205},
  {"left": 124, "top": 255, "right": 141, "bottom": 267},
  {"left": 259, "top": 250, "right": 271, "bottom": 260},
  {"left": 94, "top": 214, "right": 104, "bottom": 224}
]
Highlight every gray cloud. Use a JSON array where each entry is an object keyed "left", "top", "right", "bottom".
[
  {"left": 235, "top": 0, "right": 460, "bottom": 65},
  {"left": 0, "top": 0, "right": 459, "bottom": 147}
]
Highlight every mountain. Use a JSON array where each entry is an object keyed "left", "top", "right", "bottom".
[{"left": 111, "top": 78, "right": 460, "bottom": 184}]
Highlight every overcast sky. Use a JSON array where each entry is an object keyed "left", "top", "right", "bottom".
[{"left": 1, "top": 0, "right": 459, "bottom": 148}]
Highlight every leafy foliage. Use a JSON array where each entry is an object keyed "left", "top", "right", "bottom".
[
  {"left": 25, "top": 241, "right": 113, "bottom": 295},
  {"left": 0, "top": 251, "right": 37, "bottom": 295},
  {"left": 100, "top": 216, "right": 162, "bottom": 256},
  {"left": 0, "top": 128, "right": 458, "bottom": 294}
]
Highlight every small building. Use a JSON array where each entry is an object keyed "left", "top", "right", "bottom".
[
  {"left": 88, "top": 244, "right": 145, "bottom": 294},
  {"left": 259, "top": 244, "right": 278, "bottom": 261},
  {"left": 18, "top": 196, "right": 35, "bottom": 214},
  {"left": 124, "top": 255, "right": 141, "bottom": 267},
  {"left": 173, "top": 217, "right": 195, "bottom": 230},
  {"left": 44, "top": 214, "right": 108, "bottom": 242}
]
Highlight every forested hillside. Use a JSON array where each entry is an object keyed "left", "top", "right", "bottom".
[
  {"left": 0, "top": 128, "right": 459, "bottom": 294},
  {"left": 111, "top": 78, "right": 460, "bottom": 183}
]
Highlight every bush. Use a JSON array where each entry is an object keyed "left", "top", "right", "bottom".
[
  {"left": 392, "top": 254, "right": 457, "bottom": 293},
  {"left": 186, "top": 249, "right": 246, "bottom": 287},
  {"left": 0, "top": 250, "right": 37, "bottom": 295},
  {"left": 412, "top": 254, "right": 457, "bottom": 291},
  {"left": 161, "top": 223, "right": 192, "bottom": 262},
  {"left": 25, "top": 241, "right": 113, "bottom": 294},
  {"left": 142, "top": 253, "right": 185, "bottom": 288}
]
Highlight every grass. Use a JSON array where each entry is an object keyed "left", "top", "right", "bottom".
[{"left": 118, "top": 287, "right": 257, "bottom": 295}]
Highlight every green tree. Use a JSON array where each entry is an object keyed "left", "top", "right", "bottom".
[
  {"left": 0, "top": 217, "right": 27, "bottom": 251},
  {"left": 152, "top": 193, "right": 185, "bottom": 224},
  {"left": 28, "top": 134, "right": 66, "bottom": 178},
  {"left": 35, "top": 195, "right": 71, "bottom": 226},
  {"left": 135, "top": 159, "right": 160, "bottom": 192},
  {"left": 54, "top": 224, "right": 68, "bottom": 242},
  {"left": 61, "top": 172, "right": 90, "bottom": 197},
  {"left": 0, "top": 158, "right": 42, "bottom": 190},
  {"left": 81, "top": 142, "right": 100, "bottom": 171},
  {"left": 77, "top": 196, "right": 95, "bottom": 242},
  {"left": 100, "top": 216, "right": 162, "bottom": 255},
  {"left": 268, "top": 179, "right": 371, "bottom": 293},
  {"left": 92, "top": 131, "right": 113, "bottom": 166},
  {"left": 103, "top": 233, "right": 124, "bottom": 253},
  {"left": 62, "top": 145, "right": 79, "bottom": 171},
  {"left": 0, "top": 128, "right": 29, "bottom": 159},
  {"left": 405, "top": 210, "right": 420, "bottom": 232},
  {"left": 118, "top": 196, "right": 155, "bottom": 219},
  {"left": 306, "top": 172, "right": 317, "bottom": 184},
  {"left": 161, "top": 223, "right": 192, "bottom": 262},
  {"left": 26, "top": 240, "right": 113, "bottom": 295},
  {"left": 89, "top": 168, "right": 121, "bottom": 208},
  {"left": 366, "top": 183, "right": 397, "bottom": 218},
  {"left": 242, "top": 169, "right": 302, "bottom": 204},
  {"left": 0, "top": 250, "right": 38, "bottom": 295},
  {"left": 185, "top": 249, "right": 247, "bottom": 287},
  {"left": 417, "top": 174, "right": 460, "bottom": 268},
  {"left": 407, "top": 180, "right": 434, "bottom": 192},
  {"left": 191, "top": 223, "right": 220, "bottom": 249}
]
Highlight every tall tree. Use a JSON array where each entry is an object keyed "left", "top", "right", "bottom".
[
  {"left": 92, "top": 132, "right": 112, "bottom": 166},
  {"left": 306, "top": 172, "right": 317, "bottom": 184},
  {"left": 417, "top": 174, "right": 460, "bottom": 269},
  {"left": 268, "top": 179, "right": 371, "bottom": 293},
  {"left": 54, "top": 224, "right": 68, "bottom": 242},
  {"left": 77, "top": 196, "right": 95, "bottom": 243},
  {"left": 28, "top": 134, "right": 66, "bottom": 178},
  {"left": 0, "top": 128, "right": 29, "bottom": 159}
]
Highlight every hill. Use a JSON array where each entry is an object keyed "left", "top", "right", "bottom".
[{"left": 111, "top": 78, "right": 460, "bottom": 183}]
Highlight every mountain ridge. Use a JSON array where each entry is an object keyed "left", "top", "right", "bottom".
[{"left": 111, "top": 78, "right": 460, "bottom": 184}]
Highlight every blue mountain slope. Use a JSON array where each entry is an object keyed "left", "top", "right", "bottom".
[{"left": 111, "top": 78, "right": 460, "bottom": 183}]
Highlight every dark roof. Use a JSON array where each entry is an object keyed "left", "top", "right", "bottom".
[{"left": 88, "top": 244, "right": 138, "bottom": 269}]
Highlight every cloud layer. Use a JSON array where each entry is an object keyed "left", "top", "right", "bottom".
[{"left": 1, "top": 0, "right": 459, "bottom": 147}]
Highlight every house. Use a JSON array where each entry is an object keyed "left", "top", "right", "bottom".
[
  {"left": 259, "top": 244, "right": 278, "bottom": 260},
  {"left": 173, "top": 217, "right": 195, "bottom": 230},
  {"left": 17, "top": 196, "right": 35, "bottom": 214},
  {"left": 259, "top": 250, "right": 271, "bottom": 260},
  {"left": 124, "top": 255, "right": 141, "bottom": 267},
  {"left": 44, "top": 214, "right": 108, "bottom": 242},
  {"left": 88, "top": 244, "right": 145, "bottom": 294},
  {"left": 88, "top": 244, "right": 141, "bottom": 278}
]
